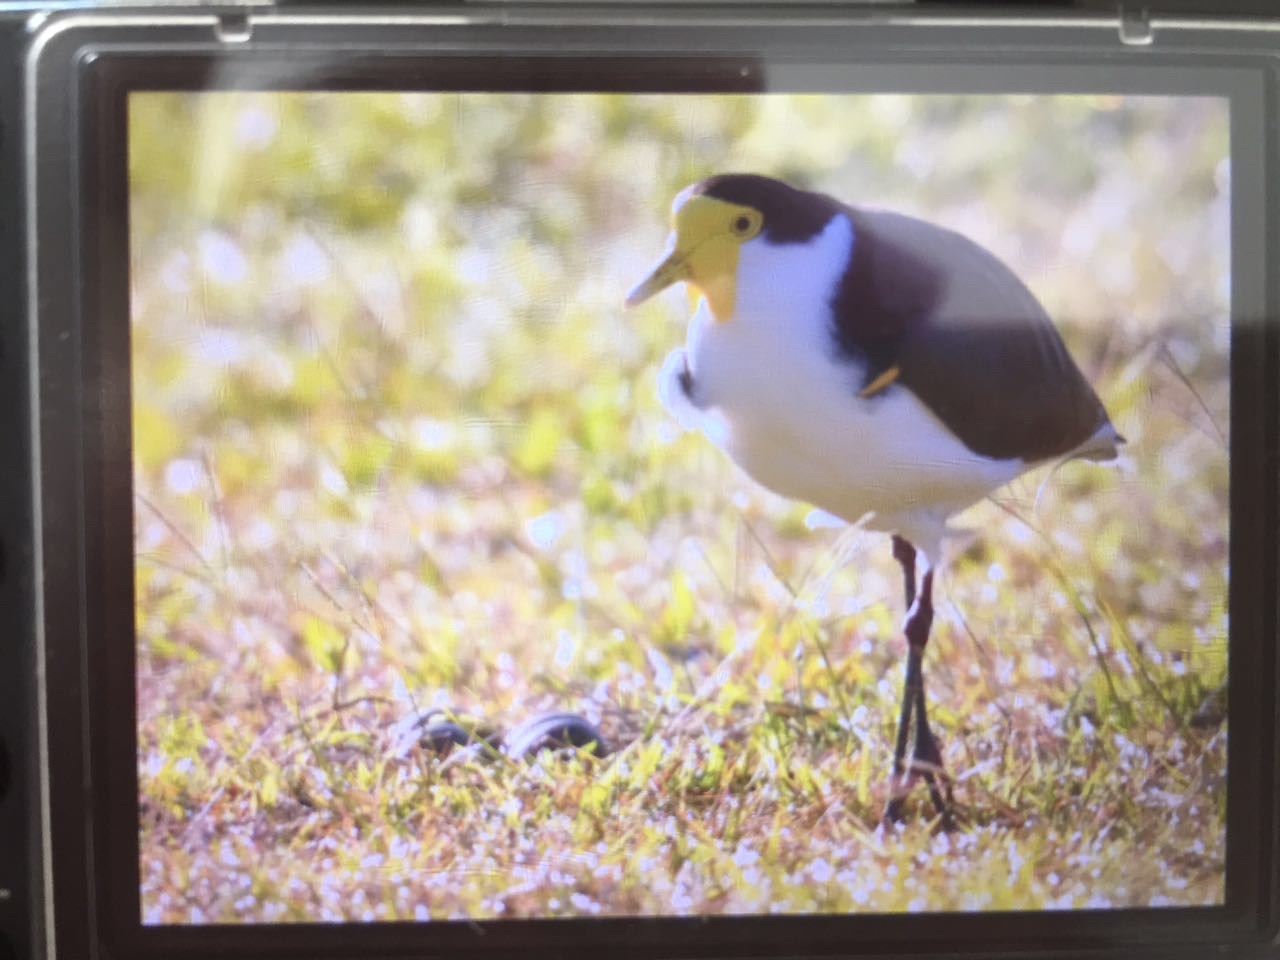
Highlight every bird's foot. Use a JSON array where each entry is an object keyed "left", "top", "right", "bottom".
[
  {"left": 881, "top": 744, "right": 953, "bottom": 828},
  {"left": 914, "top": 723, "right": 955, "bottom": 828},
  {"left": 882, "top": 771, "right": 915, "bottom": 825}
]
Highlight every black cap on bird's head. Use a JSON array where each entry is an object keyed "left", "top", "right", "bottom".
[
  {"left": 625, "top": 174, "right": 841, "bottom": 322},
  {"left": 695, "top": 174, "right": 840, "bottom": 244}
]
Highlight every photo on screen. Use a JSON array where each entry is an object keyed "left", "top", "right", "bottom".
[{"left": 129, "top": 89, "right": 1229, "bottom": 922}]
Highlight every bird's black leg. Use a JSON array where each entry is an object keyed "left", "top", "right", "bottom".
[
  {"left": 885, "top": 538, "right": 919, "bottom": 823},
  {"left": 892, "top": 535, "right": 916, "bottom": 609},
  {"left": 884, "top": 551, "right": 952, "bottom": 826},
  {"left": 906, "top": 570, "right": 953, "bottom": 826}
]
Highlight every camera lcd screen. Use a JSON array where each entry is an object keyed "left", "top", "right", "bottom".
[{"left": 128, "top": 87, "right": 1230, "bottom": 924}]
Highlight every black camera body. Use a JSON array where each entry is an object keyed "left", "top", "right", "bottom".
[{"left": 2, "top": 4, "right": 1279, "bottom": 959}]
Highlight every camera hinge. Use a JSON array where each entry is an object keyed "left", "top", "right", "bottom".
[
  {"left": 215, "top": 10, "right": 254, "bottom": 43},
  {"left": 1117, "top": 4, "right": 1155, "bottom": 45}
]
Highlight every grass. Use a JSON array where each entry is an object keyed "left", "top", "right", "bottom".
[{"left": 136, "top": 340, "right": 1228, "bottom": 921}]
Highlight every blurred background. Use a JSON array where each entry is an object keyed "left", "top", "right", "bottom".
[{"left": 130, "top": 91, "right": 1229, "bottom": 920}]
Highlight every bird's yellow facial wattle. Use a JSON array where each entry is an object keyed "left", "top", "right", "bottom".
[{"left": 625, "top": 194, "right": 763, "bottom": 322}]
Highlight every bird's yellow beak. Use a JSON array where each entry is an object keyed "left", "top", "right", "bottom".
[
  {"left": 625, "top": 194, "right": 762, "bottom": 322},
  {"left": 624, "top": 245, "right": 688, "bottom": 308}
]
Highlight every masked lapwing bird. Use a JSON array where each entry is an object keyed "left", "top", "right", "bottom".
[{"left": 626, "top": 173, "right": 1122, "bottom": 825}]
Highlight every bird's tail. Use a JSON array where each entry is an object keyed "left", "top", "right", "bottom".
[
  {"left": 1033, "top": 421, "right": 1126, "bottom": 515},
  {"left": 1069, "top": 421, "right": 1125, "bottom": 463}
]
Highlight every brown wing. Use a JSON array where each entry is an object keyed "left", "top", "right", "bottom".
[{"left": 833, "top": 206, "right": 1112, "bottom": 463}]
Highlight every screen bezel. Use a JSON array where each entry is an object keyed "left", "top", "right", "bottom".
[{"left": 28, "top": 13, "right": 1278, "bottom": 959}]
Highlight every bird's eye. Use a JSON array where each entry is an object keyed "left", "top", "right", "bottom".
[{"left": 733, "top": 215, "right": 753, "bottom": 235}]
